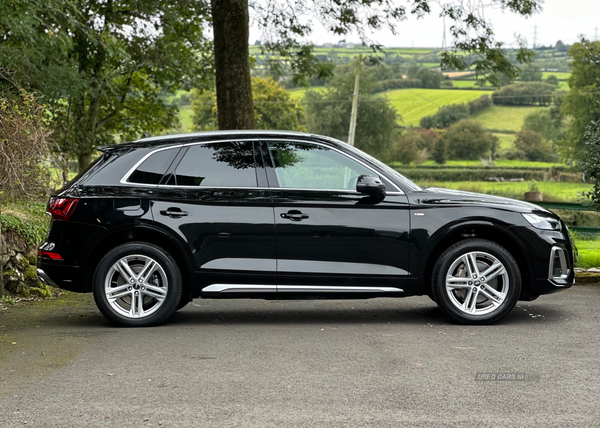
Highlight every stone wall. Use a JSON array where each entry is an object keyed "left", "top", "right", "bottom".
[{"left": 1, "top": 231, "right": 52, "bottom": 297}]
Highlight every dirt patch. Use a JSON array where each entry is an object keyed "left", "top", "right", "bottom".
[{"left": 0, "top": 292, "right": 101, "bottom": 398}]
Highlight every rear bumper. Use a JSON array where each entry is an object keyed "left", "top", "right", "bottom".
[{"left": 37, "top": 263, "right": 85, "bottom": 292}]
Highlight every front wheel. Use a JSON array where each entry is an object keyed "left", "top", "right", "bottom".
[
  {"left": 93, "top": 242, "right": 182, "bottom": 327},
  {"left": 432, "top": 239, "right": 521, "bottom": 325}
]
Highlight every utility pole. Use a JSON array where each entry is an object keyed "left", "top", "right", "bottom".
[
  {"left": 347, "top": 54, "right": 362, "bottom": 147},
  {"left": 441, "top": 20, "right": 447, "bottom": 49},
  {"left": 532, "top": 25, "right": 538, "bottom": 49}
]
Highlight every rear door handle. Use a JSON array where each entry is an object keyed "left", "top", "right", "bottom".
[
  {"left": 160, "top": 207, "right": 188, "bottom": 218},
  {"left": 280, "top": 210, "right": 309, "bottom": 221}
]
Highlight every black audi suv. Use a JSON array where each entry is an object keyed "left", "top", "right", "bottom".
[{"left": 37, "top": 131, "right": 574, "bottom": 326}]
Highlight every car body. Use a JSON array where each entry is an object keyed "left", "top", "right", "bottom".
[{"left": 37, "top": 130, "right": 575, "bottom": 326}]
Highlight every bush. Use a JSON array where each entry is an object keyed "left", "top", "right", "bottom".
[
  {"left": 420, "top": 103, "right": 470, "bottom": 129},
  {"left": 393, "top": 167, "right": 581, "bottom": 182},
  {"left": 467, "top": 95, "right": 492, "bottom": 115},
  {"left": 445, "top": 120, "right": 498, "bottom": 160},
  {"left": 0, "top": 76, "right": 52, "bottom": 202},
  {"left": 492, "top": 82, "right": 556, "bottom": 106},
  {"left": 514, "top": 130, "right": 557, "bottom": 162},
  {"left": 432, "top": 138, "right": 448, "bottom": 164}
]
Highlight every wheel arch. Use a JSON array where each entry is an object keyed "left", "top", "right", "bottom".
[
  {"left": 81, "top": 224, "right": 196, "bottom": 301},
  {"left": 419, "top": 221, "right": 533, "bottom": 300}
]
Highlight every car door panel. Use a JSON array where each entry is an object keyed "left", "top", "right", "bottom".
[
  {"left": 150, "top": 141, "right": 277, "bottom": 291},
  {"left": 262, "top": 140, "right": 411, "bottom": 291}
]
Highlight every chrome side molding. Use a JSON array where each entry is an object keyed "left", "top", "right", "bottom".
[{"left": 201, "top": 284, "right": 404, "bottom": 294}]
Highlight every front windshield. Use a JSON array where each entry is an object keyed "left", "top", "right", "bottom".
[{"left": 319, "top": 136, "right": 422, "bottom": 192}]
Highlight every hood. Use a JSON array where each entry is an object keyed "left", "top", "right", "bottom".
[{"left": 411, "top": 187, "right": 553, "bottom": 215}]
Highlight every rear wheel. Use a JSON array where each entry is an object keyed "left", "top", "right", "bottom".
[
  {"left": 432, "top": 239, "right": 521, "bottom": 324},
  {"left": 93, "top": 242, "right": 182, "bottom": 327}
]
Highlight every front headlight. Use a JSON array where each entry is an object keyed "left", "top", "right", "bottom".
[{"left": 522, "top": 213, "right": 562, "bottom": 231}]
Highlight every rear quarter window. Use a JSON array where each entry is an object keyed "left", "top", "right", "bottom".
[{"left": 127, "top": 148, "right": 179, "bottom": 185}]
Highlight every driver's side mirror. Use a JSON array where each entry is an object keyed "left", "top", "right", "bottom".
[{"left": 356, "top": 174, "right": 386, "bottom": 199}]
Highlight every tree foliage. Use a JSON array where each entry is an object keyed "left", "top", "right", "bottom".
[
  {"left": 420, "top": 95, "right": 492, "bottom": 129},
  {"left": 303, "top": 62, "right": 399, "bottom": 160},
  {"left": 560, "top": 38, "right": 600, "bottom": 161},
  {"left": 192, "top": 77, "right": 304, "bottom": 132},
  {"left": 492, "top": 82, "right": 556, "bottom": 106},
  {"left": 445, "top": 119, "right": 498, "bottom": 160},
  {"left": 0, "top": 72, "right": 52, "bottom": 201},
  {"left": 513, "top": 130, "right": 556, "bottom": 162},
  {"left": 522, "top": 107, "right": 564, "bottom": 145},
  {"left": 520, "top": 63, "right": 543, "bottom": 81},
  {"left": 582, "top": 122, "right": 600, "bottom": 209},
  {"left": 0, "top": 0, "right": 213, "bottom": 171}
]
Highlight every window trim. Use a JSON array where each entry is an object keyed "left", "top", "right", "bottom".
[
  {"left": 120, "top": 145, "right": 184, "bottom": 186},
  {"left": 121, "top": 139, "right": 264, "bottom": 188},
  {"left": 120, "top": 137, "right": 404, "bottom": 195},
  {"left": 262, "top": 138, "right": 404, "bottom": 194}
]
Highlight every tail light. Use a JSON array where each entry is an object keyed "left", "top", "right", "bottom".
[
  {"left": 38, "top": 250, "right": 63, "bottom": 260},
  {"left": 47, "top": 198, "right": 79, "bottom": 221}
]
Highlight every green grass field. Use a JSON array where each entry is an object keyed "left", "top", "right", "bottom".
[
  {"left": 412, "top": 180, "right": 591, "bottom": 203},
  {"left": 542, "top": 72, "right": 571, "bottom": 80},
  {"left": 385, "top": 88, "right": 490, "bottom": 126},
  {"left": 573, "top": 237, "right": 600, "bottom": 268},
  {"left": 471, "top": 105, "right": 545, "bottom": 132},
  {"left": 493, "top": 133, "right": 516, "bottom": 151},
  {"left": 179, "top": 105, "right": 194, "bottom": 133},
  {"left": 449, "top": 80, "right": 492, "bottom": 88},
  {"left": 415, "top": 159, "right": 566, "bottom": 168},
  {"left": 288, "top": 87, "right": 327, "bottom": 101}
]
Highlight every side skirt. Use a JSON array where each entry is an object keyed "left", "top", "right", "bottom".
[{"left": 200, "top": 284, "right": 404, "bottom": 299}]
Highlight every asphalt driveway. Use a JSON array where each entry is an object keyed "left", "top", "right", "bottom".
[{"left": 0, "top": 285, "right": 599, "bottom": 427}]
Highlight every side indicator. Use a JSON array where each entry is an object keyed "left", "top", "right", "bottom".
[{"left": 414, "top": 213, "right": 425, "bottom": 216}]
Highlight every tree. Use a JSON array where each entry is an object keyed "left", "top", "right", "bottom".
[
  {"left": 303, "top": 61, "right": 399, "bottom": 160},
  {"left": 444, "top": 120, "right": 498, "bottom": 160},
  {"left": 192, "top": 76, "right": 304, "bottom": 132},
  {"left": 492, "top": 82, "right": 555, "bottom": 106},
  {"left": 432, "top": 137, "right": 448, "bottom": 164},
  {"left": 0, "top": 0, "right": 213, "bottom": 171},
  {"left": 582, "top": 122, "right": 600, "bottom": 209},
  {"left": 545, "top": 75, "right": 560, "bottom": 88},
  {"left": 513, "top": 130, "right": 556, "bottom": 162},
  {"left": 211, "top": 0, "right": 255, "bottom": 130},
  {"left": 520, "top": 64, "right": 543, "bottom": 81},
  {"left": 555, "top": 40, "right": 568, "bottom": 53},
  {"left": 522, "top": 107, "right": 564, "bottom": 145},
  {"left": 420, "top": 103, "right": 470, "bottom": 129},
  {"left": 560, "top": 38, "right": 600, "bottom": 161}
]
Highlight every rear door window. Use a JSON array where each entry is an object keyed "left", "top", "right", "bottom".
[{"left": 171, "top": 141, "right": 257, "bottom": 187}]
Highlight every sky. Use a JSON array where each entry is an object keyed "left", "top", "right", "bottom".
[{"left": 249, "top": 0, "right": 600, "bottom": 48}]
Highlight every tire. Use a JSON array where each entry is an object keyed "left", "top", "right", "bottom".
[
  {"left": 93, "top": 242, "right": 182, "bottom": 327},
  {"left": 175, "top": 297, "right": 191, "bottom": 311},
  {"left": 431, "top": 239, "right": 521, "bottom": 325}
]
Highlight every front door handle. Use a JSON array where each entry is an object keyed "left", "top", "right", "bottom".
[
  {"left": 160, "top": 207, "right": 189, "bottom": 218},
  {"left": 280, "top": 210, "right": 309, "bottom": 221}
]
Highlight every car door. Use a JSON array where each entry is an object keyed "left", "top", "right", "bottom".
[
  {"left": 150, "top": 139, "right": 277, "bottom": 294},
  {"left": 262, "top": 139, "right": 411, "bottom": 295}
]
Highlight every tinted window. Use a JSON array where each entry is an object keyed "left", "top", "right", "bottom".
[
  {"left": 267, "top": 141, "right": 374, "bottom": 190},
  {"left": 129, "top": 148, "right": 178, "bottom": 185},
  {"left": 173, "top": 141, "right": 257, "bottom": 187}
]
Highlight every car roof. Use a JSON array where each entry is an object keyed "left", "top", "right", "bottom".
[{"left": 99, "top": 130, "right": 324, "bottom": 153}]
